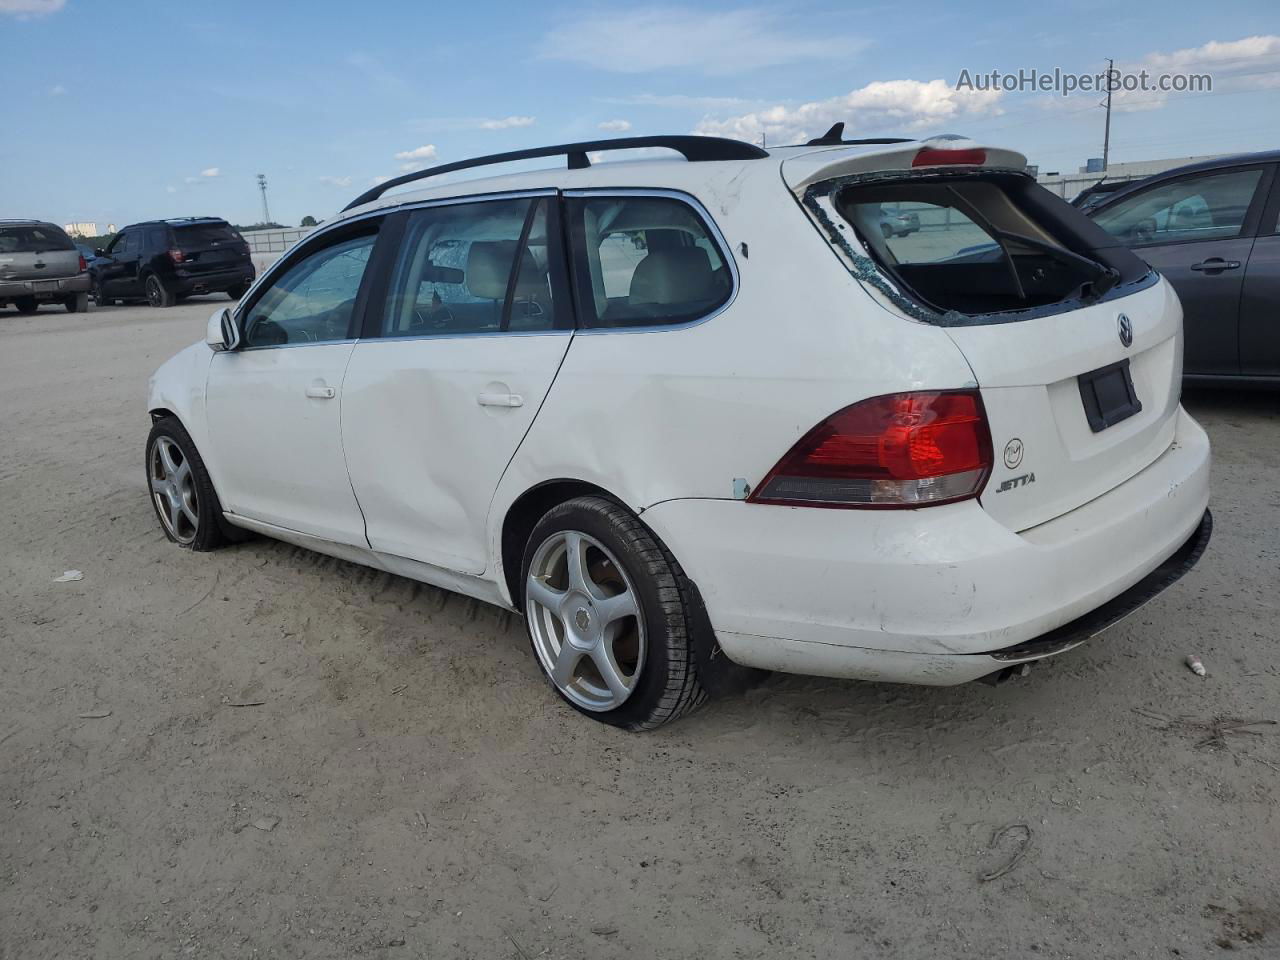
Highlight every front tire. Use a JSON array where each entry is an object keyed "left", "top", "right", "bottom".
[
  {"left": 145, "top": 274, "right": 175, "bottom": 308},
  {"left": 521, "top": 496, "right": 706, "bottom": 730},
  {"left": 226, "top": 284, "right": 247, "bottom": 300},
  {"left": 145, "top": 417, "right": 230, "bottom": 551}
]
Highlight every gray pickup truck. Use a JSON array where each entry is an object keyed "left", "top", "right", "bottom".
[{"left": 0, "top": 220, "right": 91, "bottom": 314}]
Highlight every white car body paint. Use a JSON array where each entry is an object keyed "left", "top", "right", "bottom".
[{"left": 146, "top": 138, "right": 1211, "bottom": 686}]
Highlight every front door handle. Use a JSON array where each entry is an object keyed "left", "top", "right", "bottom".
[
  {"left": 305, "top": 385, "right": 336, "bottom": 399},
  {"left": 477, "top": 392, "right": 524, "bottom": 408},
  {"left": 1190, "top": 258, "right": 1241, "bottom": 272}
]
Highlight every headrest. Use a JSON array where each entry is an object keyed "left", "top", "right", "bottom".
[
  {"left": 628, "top": 246, "right": 718, "bottom": 306},
  {"left": 465, "top": 241, "right": 544, "bottom": 300}
]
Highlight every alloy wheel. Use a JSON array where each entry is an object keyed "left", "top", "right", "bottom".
[
  {"left": 149, "top": 436, "right": 198, "bottom": 544},
  {"left": 526, "top": 530, "right": 646, "bottom": 712},
  {"left": 146, "top": 276, "right": 163, "bottom": 307}
]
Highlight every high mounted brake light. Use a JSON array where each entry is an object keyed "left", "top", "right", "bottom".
[
  {"left": 749, "top": 391, "right": 993, "bottom": 509},
  {"left": 912, "top": 147, "right": 987, "bottom": 167}
]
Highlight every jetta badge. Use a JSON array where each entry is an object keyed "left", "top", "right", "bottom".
[{"left": 1118, "top": 313, "right": 1133, "bottom": 348}]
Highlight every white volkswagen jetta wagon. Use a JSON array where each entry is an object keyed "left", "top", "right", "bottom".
[{"left": 146, "top": 131, "right": 1212, "bottom": 730}]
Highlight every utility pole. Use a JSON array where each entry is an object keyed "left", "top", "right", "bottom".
[
  {"left": 1101, "top": 58, "right": 1114, "bottom": 171},
  {"left": 256, "top": 173, "right": 271, "bottom": 224}
]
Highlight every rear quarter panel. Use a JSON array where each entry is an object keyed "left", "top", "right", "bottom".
[{"left": 487, "top": 162, "right": 975, "bottom": 598}]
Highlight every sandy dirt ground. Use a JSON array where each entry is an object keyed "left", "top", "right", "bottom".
[{"left": 2, "top": 299, "right": 1278, "bottom": 960}]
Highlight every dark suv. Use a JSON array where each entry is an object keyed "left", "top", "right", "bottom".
[{"left": 92, "top": 217, "right": 255, "bottom": 308}]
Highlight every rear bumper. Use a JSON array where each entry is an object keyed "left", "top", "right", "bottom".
[
  {"left": 172, "top": 265, "right": 254, "bottom": 294},
  {"left": 642, "top": 406, "right": 1211, "bottom": 685},
  {"left": 0, "top": 274, "right": 90, "bottom": 300}
]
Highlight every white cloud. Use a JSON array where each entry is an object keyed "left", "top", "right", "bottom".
[
  {"left": 370, "top": 175, "right": 393, "bottom": 186},
  {"left": 542, "top": 6, "right": 862, "bottom": 75},
  {"left": 319, "top": 175, "right": 353, "bottom": 188},
  {"left": 393, "top": 144, "right": 438, "bottom": 162},
  {"left": 598, "top": 119, "right": 632, "bottom": 132},
  {"left": 694, "top": 79, "right": 1004, "bottom": 146},
  {"left": 200, "top": 167, "right": 220, "bottom": 178},
  {"left": 48, "top": 84, "right": 66, "bottom": 96},
  {"left": 166, "top": 186, "right": 177, "bottom": 194},
  {"left": 1113, "top": 34, "right": 1280, "bottom": 111},
  {"left": 0, "top": 0, "right": 65, "bottom": 16},
  {"left": 478, "top": 115, "right": 535, "bottom": 130}
]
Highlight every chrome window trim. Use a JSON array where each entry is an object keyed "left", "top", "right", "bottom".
[
  {"left": 561, "top": 187, "right": 739, "bottom": 336},
  {"left": 235, "top": 338, "right": 359, "bottom": 354},
  {"left": 231, "top": 189, "right": 560, "bottom": 339}
]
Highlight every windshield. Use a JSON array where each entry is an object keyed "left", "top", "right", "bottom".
[{"left": 0, "top": 224, "right": 75, "bottom": 254}]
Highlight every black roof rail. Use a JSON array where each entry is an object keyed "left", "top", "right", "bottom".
[
  {"left": 342, "top": 135, "right": 770, "bottom": 212},
  {"left": 806, "top": 122, "right": 913, "bottom": 147}
]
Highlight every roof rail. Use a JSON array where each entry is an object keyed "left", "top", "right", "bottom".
[
  {"left": 342, "top": 135, "right": 770, "bottom": 212},
  {"left": 806, "top": 122, "right": 913, "bottom": 147}
]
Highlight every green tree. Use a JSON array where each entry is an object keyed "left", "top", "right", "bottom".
[{"left": 300, "top": 215, "right": 318, "bottom": 227}]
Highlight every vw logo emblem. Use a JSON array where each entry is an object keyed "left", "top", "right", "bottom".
[
  {"left": 1118, "top": 313, "right": 1133, "bottom": 348},
  {"left": 1003, "top": 438, "right": 1024, "bottom": 470}
]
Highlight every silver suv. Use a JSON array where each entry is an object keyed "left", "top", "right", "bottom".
[{"left": 0, "top": 220, "right": 91, "bottom": 314}]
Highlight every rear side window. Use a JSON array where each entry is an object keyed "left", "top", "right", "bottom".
[
  {"left": 175, "top": 223, "right": 243, "bottom": 247},
  {"left": 0, "top": 224, "right": 75, "bottom": 253},
  {"left": 1091, "top": 168, "right": 1264, "bottom": 246},
  {"left": 567, "top": 194, "right": 732, "bottom": 329},
  {"left": 381, "top": 197, "right": 564, "bottom": 337}
]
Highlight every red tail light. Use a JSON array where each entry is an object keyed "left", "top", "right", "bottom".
[
  {"left": 912, "top": 147, "right": 986, "bottom": 167},
  {"left": 167, "top": 248, "right": 185, "bottom": 265},
  {"left": 78, "top": 254, "right": 87, "bottom": 272},
  {"left": 748, "top": 391, "right": 993, "bottom": 508}
]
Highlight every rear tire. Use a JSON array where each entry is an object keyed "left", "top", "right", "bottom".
[
  {"left": 145, "top": 274, "right": 175, "bottom": 308},
  {"left": 226, "top": 284, "right": 247, "bottom": 300},
  {"left": 65, "top": 291, "right": 89, "bottom": 313},
  {"left": 14, "top": 297, "right": 38, "bottom": 315},
  {"left": 145, "top": 417, "right": 230, "bottom": 551},
  {"left": 520, "top": 496, "right": 706, "bottom": 731}
]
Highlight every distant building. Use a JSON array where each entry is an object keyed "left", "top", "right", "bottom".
[
  {"left": 63, "top": 221, "right": 98, "bottom": 237},
  {"left": 1035, "top": 155, "right": 1228, "bottom": 201}
]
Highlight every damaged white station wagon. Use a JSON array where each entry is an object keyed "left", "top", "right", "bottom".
[{"left": 146, "top": 128, "right": 1212, "bottom": 730}]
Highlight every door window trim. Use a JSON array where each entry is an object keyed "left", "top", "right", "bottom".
[
  {"left": 562, "top": 187, "right": 739, "bottom": 336},
  {"left": 1092, "top": 163, "right": 1275, "bottom": 249}
]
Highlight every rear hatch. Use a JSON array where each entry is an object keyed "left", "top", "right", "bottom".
[
  {"left": 0, "top": 223, "right": 81, "bottom": 281},
  {"left": 786, "top": 138, "right": 1178, "bottom": 532},
  {"left": 173, "top": 222, "right": 250, "bottom": 274}
]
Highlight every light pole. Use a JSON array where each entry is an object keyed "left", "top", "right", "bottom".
[{"left": 257, "top": 173, "right": 271, "bottom": 224}]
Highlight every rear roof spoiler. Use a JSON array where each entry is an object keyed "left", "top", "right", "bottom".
[
  {"left": 783, "top": 135, "right": 1029, "bottom": 195},
  {"left": 342, "top": 135, "right": 770, "bottom": 212}
]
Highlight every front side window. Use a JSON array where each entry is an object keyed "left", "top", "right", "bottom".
[
  {"left": 567, "top": 194, "right": 733, "bottom": 329},
  {"left": 243, "top": 230, "right": 376, "bottom": 347},
  {"left": 108, "top": 231, "right": 132, "bottom": 255},
  {"left": 1092, "top": 168, "right": 1264, "bottom": 246},
  {"left": 381, "top": 197, "right": 562, "bottom": 337}
]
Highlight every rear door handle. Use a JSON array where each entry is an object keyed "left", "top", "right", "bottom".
[
  {"left": 1190, "top": 258, "right": 1241, "bottom": 272},
  {"left": 305, "top": 385, "right": 336, "bottom": 399},
  {"left": 477, "top": 392, "right": 523, "bottom": 408}
]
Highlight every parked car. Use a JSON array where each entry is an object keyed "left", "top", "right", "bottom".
[
  {"left": 145, "top": 134, "right": 1211, "bottom": 730},
  {"left": 0, "top": 220, "right": 90, "bottom": 313},
  {"left": 92, "top": 217, "right": 255, "bottom": 307},
  {"left": 1085, "top": 151, "right": 1280, "bottom": 385},
  {"left": 878, "top": 206, "right": 920, "bottom": 237}
]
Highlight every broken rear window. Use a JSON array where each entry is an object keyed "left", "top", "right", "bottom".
[{"left": 831, "top": 174, "right": 1148, "bottom": 319}]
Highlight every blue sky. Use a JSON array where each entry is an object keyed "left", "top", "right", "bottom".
[{"left": 2, "top": 0, "right": 1277, "bottom": 229}]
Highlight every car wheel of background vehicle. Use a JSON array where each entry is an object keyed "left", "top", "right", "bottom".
[
  {"left": 880, "top": 223, "right": 893, "bottom": 239},
  {"left": 15, "top": 297, "right": 38, "bottom": 315},
  {"left": 521, "top": 495, "right": 706, "bottom": 731},
  {"left": 145, "top": 274, "right": 175, "bottom": 308},
  {"left": 145, "top": 417, "right": 230, "bottom": 551},
  {"left": 226, "top": 284, "right": 247, "bottom": 300},
  {"left": 93, "top": 283, "right": 113, "bottom": 307}
]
